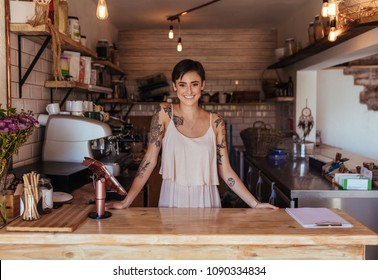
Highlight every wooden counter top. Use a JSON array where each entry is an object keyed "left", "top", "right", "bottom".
[{"left": 0, "top": 207, "right": 377, "bottom": 260}]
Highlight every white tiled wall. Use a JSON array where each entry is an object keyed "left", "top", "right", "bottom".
[
  {"left": 127, "top": 102, "right": 282, "bottom": 147},
  {"left": 10, "top": 35, "right": 89, "bottom": 168}
]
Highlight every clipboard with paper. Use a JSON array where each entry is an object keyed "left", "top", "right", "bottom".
[{"left": 285, "top": 208, "right": 353, "bottom": 228}]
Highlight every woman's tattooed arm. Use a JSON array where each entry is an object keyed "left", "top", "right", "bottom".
[
  {"left": 149, "top": 106, "right": 164, "bottom": 148},
  {"left": 215, "top": 114, "right": 227, "bottom": 165},
  {"left": 136, "top": 156, "right": 150, "bottom": 178}
]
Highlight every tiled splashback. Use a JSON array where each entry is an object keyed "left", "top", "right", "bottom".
[{"left": 127, "top": 103, "right": 281, "bottom": 147}]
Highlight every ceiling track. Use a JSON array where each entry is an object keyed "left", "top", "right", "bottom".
[{"left": 167, "top": 0, "right": 221, "bottom": 21}]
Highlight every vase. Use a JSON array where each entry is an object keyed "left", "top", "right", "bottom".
[{"left": 0, "top": 159, "right": 12, "bottom": 194}]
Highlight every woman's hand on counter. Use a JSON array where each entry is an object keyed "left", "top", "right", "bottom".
[
  {"left": 254, "top": 202, "right": 279, "bottom": 210},
  {"left": 105, "top": 201, "right": 127, "bottom": 210}
]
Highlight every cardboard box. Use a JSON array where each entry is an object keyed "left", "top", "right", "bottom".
[
  {"left": 335, "top": 173, "right": 372, "bottom": 190},
  {"left": 10, "top": 1, "right": 36, "bottom": 24}
]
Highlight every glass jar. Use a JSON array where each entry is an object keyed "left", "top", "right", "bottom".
[
  {"left": 314, "top": 15, "right": 324, "bottom": 41},
  {"left": 96, "top": 39, "right": 109, "bottom": 60},
  {"left": 39, "top": 177, "right": 53, "bottom": 214},
  {"left": 285, "top": 38, "right": 297, "bottom": 57},
  {"left": 68, "top": 16, "right": 81, "bottom": 42},
  {"left": 308, "top": 22, "right": 315, "bottom": 44}
]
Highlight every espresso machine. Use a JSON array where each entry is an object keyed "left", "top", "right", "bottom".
[{"left": 13, "top": 115, "right": 132, "bottom": 192}]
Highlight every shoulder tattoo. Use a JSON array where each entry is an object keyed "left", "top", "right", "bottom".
[
  {"left": 162, "top": 104, "right": 171, "bottom": 118},
  {"left": 162, "top": 104, "right": 183, "bottom": 127}
]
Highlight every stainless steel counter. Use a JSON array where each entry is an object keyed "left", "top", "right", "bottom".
[
  {"left": 245, "top": 154, "right": 378, "bottom": 259},
  {"left": 247, "top": 155, "right": 378, "bottom": 195}
]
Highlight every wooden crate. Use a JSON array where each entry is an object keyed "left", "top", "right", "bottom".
[{"left": 5, "top": 194, "right": 20, "bottom": 219}]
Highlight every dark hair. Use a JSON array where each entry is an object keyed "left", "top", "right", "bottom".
[{"left": 171, "top": 59, "right": 206, "bottom": 82}]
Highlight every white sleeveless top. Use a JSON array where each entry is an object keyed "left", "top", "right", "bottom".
[{"left": 158, "top": 105, "right": 221, "bottom": 208}]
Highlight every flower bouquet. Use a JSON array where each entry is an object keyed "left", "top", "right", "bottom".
[{"left": 0, "top": 106, "right": 39, "bottom": 194}]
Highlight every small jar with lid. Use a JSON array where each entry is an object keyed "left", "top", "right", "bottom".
[
  {"left": 39, "top": 177, "right": 53, "bottom": 214},
  {"left": 68, "top": 16, "right": 81, "bottom": 42},
  {"left": 308, "top": 22, "right": 315, "bottom": 44},
  {"left": 96, "top": 39, "right": 109, "bottom": 60},
  {"left": 80, "top": 35, "right": 87, "bottom": 47},
  {"left": 314, "top": 15, "right": 324, "bottom": 41},
  {"left": 285, "top": 38, "right": 297, "bottom": 57}
]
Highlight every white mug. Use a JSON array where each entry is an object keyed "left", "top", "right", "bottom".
[
  {"left": 93, "top": 104, "right": 103, "bottom": 112},
  {"left": 83, "top": 101, "right": 93, "bottom": 112},
  {"left": 218, "top": 92, "right": 227, "bottom": 104},
  {"left": 65, "top": 100, "right": 73, "bottom": 111},
  {"left": 37, "top": 114, "right": 50, "bottom": 126},
  {"left": 72, "top": 100, "right": 83, "bottom": 112},
  {"left": 46, "top": 103, "right": 60, "bottom": 115}
]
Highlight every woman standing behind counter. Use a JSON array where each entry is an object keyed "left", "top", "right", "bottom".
[{"left": 106, "top": 59, "right": 277, "bottom": 210}]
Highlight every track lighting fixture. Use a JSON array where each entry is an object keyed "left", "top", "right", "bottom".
[
  {"left": 176, "top": 18, "right": 182, "bottom": 52},
  {"left": 321, "top": 0, "right": 329, "bottom": 17},
  {"left": 166, "top": 0, "right": 221, "bottom": 51},
  {"left": 319, "top": 0, "right": 339, "bottom": 42},
  {"left": 328, "top": 19, "right": 338, "bottom": 42},
  {"left": 168, "top": 25, "right": 174, "bottom": 39},
  {"left": 177, "top": 37, "right": 183, "bottom": 52}
]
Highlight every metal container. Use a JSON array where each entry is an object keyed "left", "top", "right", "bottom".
[{"left": 292, "top": 141, "right": 314, "bottom": 158}]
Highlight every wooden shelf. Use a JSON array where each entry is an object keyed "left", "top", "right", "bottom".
[
  {"left": 92, "top": 59, "right": 125, "bottom": 76},
  {"left": 265, "top": 96, "right": 294, "bottom": 102},
  {"left": 268, "top": 20, "right": 378, "bottom": 69},
  {"left": 10, "top": 23, "right": 97, "bottom": 57},
  {"left": 44, "top": 81, "right": 112, "bottom": 94},
  {"left": 98, "top": 98, "right": 130, "bottom": 104}
]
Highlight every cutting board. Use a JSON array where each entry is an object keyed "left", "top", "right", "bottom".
[{"left": 6, "top": 204, "right": 93, "bottom": 232}]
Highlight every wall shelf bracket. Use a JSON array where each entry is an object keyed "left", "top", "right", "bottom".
[{"left": 18, "top": 34, "right": 51, "bottom": 98}]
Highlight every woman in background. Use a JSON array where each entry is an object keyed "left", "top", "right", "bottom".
[{"left": 106, "top": 59, "right": 278, "bottom": 209}]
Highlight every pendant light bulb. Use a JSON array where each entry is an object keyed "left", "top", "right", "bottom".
[
  {"left": 96, "top": 0, "right": 109, "bottom": 20},
  {"left": 327, "top": 0, "right": 337, "bottom": 17},
  {"left": 177, "top": 37, "right": 183, "bottom": 52},
  {"left": 328, "top": 19, "right": 337, "bottom": 42},
  {"left": 321, "top": 0, "right": 329, "bottom": 17},
  {"left": 168, "top": 25, "right": 174, "bottom": 39}
]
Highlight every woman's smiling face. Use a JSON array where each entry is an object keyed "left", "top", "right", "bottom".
[{"left": 173, "top": 71, "right": 205, "bottom": 105}]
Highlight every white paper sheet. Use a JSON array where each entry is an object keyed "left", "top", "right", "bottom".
[{"left": 285, "top": 207, "right": 353, "bottom": 228}]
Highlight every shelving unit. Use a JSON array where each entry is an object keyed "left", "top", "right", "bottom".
[
  {"left": 98, "top": 98, "right": 134, "bottom": 116},
  {"left": 10, "top": 23, "right": 128, "bottom": 110},
  {"left": 267, "top": 21, "right": 378, "bottom": 69},
  {"left": 265, "top": 96, "right": 294, "bottom": 102}
]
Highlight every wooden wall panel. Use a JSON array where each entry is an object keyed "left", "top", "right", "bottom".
[{"left": 118, "top": 28, "right": 277, "bottom": 81}]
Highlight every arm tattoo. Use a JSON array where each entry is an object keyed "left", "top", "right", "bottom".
[
  {"left": 215, "top": 114, "right": 227, "bottom": 165},
  {"left": 215, "top": 114, "right": 224, "bottom": 128},
  {"left": 216, "top": 138, "right": 226, "bottom": 165},
  {"left": 150, "top": 110, "right": 163, "bottom": 148},
  {"left": 136, "top": 156, "right": 150, "bottom": 178},
  {"left": 162, "top": 104, "right": 172, "bottom": 118},
  {"left": 227, "top": 177, "right": 235, "bottom": 188}
]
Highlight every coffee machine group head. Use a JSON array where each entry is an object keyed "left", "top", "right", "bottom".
[{"left": 42, "top": 115, "right": 112, "bottom": 163}]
